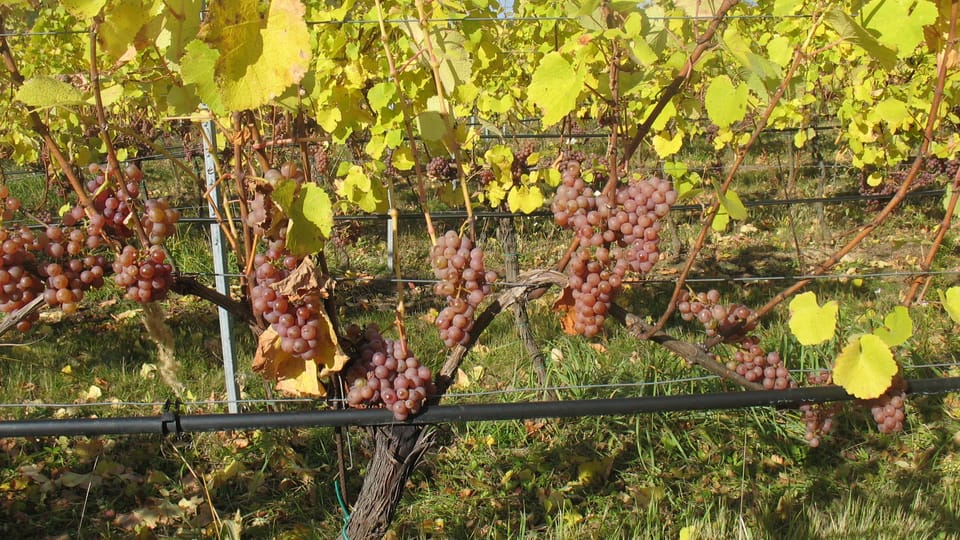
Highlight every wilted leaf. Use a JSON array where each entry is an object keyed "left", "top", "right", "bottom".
[
  {"left": 269, "top": 256, "right": 329, "bottom": 302},
  {"left": 552, "top": 287, "right": 578, "bottom": 335}
]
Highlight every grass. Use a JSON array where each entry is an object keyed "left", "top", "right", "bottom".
[{"left": 2, "top": 149, "right": 960, "bottom": 539}]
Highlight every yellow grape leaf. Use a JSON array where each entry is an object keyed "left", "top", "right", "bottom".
[
  {"left": 679, "top": 526, "right": 697, "bottom": 540},
  {"left": 833, "top": 334, "right": 898, "bottom": 399},
  {"left": 788, "top": 291, "right": 838, "bottom": 345},
  {"left": 652, "top": 130, "right": 683, "bottom": 158},
  {"left": 507, "top": 185, "right": 544, "bottom": 214},
  {"left": 942, "top": 286, "right": 960, "bottom": 324},
  {"left": 391, "top": 146, "right": 416, "bottom": 171},
  {"left": 873, "top": 305, "right": 912, "bottom": 347}
]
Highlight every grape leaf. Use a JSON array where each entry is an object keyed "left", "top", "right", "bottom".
[
  {"left": 61, "top": 0, "right": 107, "bottom": 18},
  {"left": 833, "top": 334, "right": 898, "bottom": 399},
  {"left": 391, "top": 146, "right": 416, "bottom": 171},
  {"left": 862, "top": 0, "right": 937, "bottom": 58},
  {"left": 272, "top": 180, "right": 333, "bottom": 257},
  {"left": 788, "top": 291, "right": 838, "bottom": 345},
  {"left": 941, "top": 286, "right": 960, "bottom": 324},
  {"left": 98, "top": 0, "right": 160, "bottom": 61},
  {"left": 652, "top": 130, "right": 683, "bottom": 158},
  {"left": 199, "top": 0, "right": 311, "bottom": 111},
  {"left": 869, "top": 98, "right": 911, "bottom": 132},
  {"left": 716, "top": 187, "right": 747, "bottom": 221},
  {"left": 873, "top": 305, "right": 913, "bottom": 347},
  {"left": 705, "top": 75, "right": 748, "bottom": 128},
  {"left": 824, "top": 9, "right": 897, "bottom": 69},
  {"left": 14, "top": 77, "right": 84, "bottom": 109},
  {"left": 507, "top": 185, "right": 544, "bottom": 214},
  {"left": 180, "top": 39, "right": 224, "bottom": 114},
  {"left": 337, "top": 165, "right": 387, "bottom": 213},
  {"left": 527, "top": 52, "right": 585, "bottom": 127}
]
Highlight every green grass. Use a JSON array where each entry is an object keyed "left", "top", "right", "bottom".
[{"left": 2, "top": 151, "right": 960, "bottom": 539}]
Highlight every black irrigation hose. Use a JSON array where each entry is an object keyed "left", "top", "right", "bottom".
[{"left": 2, "top": 377, "right": 958, "bottom": 439}]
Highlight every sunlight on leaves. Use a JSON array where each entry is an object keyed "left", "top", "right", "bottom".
[
  {"left": 527, "top": 51, "right": 584, "bottom": 127},
  {"left": 14, "top": 77, "right": 84, "bottom": 109},
  {"left": 198, "top": 0, "right": 311, "bottom": 111},
  {"left": 941, "top": 286, "right": 960, "bottom": 324},
  {"left": 873, "top": 306, "right": 912, "bottom": 347},
  {"left": 788, "top": 291, "right": 838, "bottom": 345},
  {"left": 833, "top": 334, "right": 898, "bottom": 399}
]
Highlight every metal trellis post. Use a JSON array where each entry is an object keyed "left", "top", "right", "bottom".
[{"left": 201, "top": 111, "right": 241, "bottom": 414}]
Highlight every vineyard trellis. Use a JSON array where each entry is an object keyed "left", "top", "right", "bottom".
[{"left": 2, "top": 0, "right": 960, "bottom": 537}]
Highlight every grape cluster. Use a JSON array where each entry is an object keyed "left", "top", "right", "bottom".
[
  {"left": 676, "top": 289, "right": 795, "bottom": 386},
  {"left": 552, "top": 160, "right": 677, "bottom": 337},
  {"left": 868, "top": 376, "right": 907, "bottom": 434},
  {"left": 728, "top": 336, "right": 794, "bottom": 390},
  {"left": 859, "top": 156, "right": 959, "bottom": 210},
  {"left": 426, "top": 156, "right": 458, "bottom": 182},
  {"left": 800, "top": 370, "right": 838, "bottom": 448},
  {"left": 77, "top": 162, "right": 145, "bottom": 238},
  {"left": 112, "top": 245, "right": 174, "bottom": 303},
  {"left": 676, "top": 289, "right": 758, "bottom": 342},
  {"left": 0, "top": 187, "right": 113, "bottom": 330},
  {"left": 141, "top": 198, "right": 181, "bottom": 246},
  {"left": 249, "top": 239, "right": 329, "bottom": 361},
  {"left": 343, "top": 323, "right": 434, "bottom": 421},
  {"left": 430, "top": 230, "right": 497, "bottom": 348}
]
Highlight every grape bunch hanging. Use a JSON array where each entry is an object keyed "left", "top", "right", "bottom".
[
  {"left": 0, "top": 162, "right": 182, "bottom": 332},
  {"left": 430, "top": 230, "right": 498, "bottom": 348},
  {"left": 248, "top": 164, "right": 328, "bottom": 362},
  {"left": 552, "top": 160, "right": 678, "bottom": 337},
  {"left": 343, "top": 323, "right": 435, "bottom": 421}
]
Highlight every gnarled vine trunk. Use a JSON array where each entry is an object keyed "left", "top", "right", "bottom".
[{"left": 344, "top": 425, "right": 435, "bottom": 539}]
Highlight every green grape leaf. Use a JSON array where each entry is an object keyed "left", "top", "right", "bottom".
[
  {"left": 160, "top": 0, "right": 201, "bottom": 66},
  {"left": 416, "top": 110, "right": 449, "bottom": 142},
  {"left": 507, "top": 185, "right": 544, "bottom": 214},
  {"left": 61, "top": 0, "right": 107, "bottom": 18},
  {"left": 862, "top": 0, "right": 937, "bottom": 58},
  {"left": 337, "top": 165, "right": 386, "bottom": 213},
  {"left": 788, "top": 291, "right": 838, "bottom": 345},
  {"left": 712, "top": 206, "right": 730, "bottom": 232},
  {"left": 833, "top": 334, "right": 898, "bottom": 399},
  {"left": 705, "top": 75, "right": 748, "bottom": 128},
  {"left": 98, "top": 0, "right": 160, "bottom": 61},
  {"left": 200, "top": 0, "right": 311, "bottom": 111},
  {"left": 527, "top": 52, "right": 584, "bottom": 128},
  {"left": 943, "top": 184, "right": 960, "bottom": 218},
  {"left": 869, "top": 98, "right": 911, "bottom": 132},
  {"left": 484, "top": 144, "right": 514, "bottom": 185},
  {"left": 824, "top": 9, "right": 897, "bottom": 69},
  {"left": 367, "top": 82, "right": 395, "bottom": 113},
  {"left": 716, "top": 188, "right": 747, "bottom": 220},
  {"left": 652, "top": 130, "right": 683, "bottom": 158},
  {"left": 873, "top": 306, "right": 913, "bottom": 347},
  {"left": 15, "top": 77, "right": 85, "bottom": 109},
  {"left": 272, "top": 180, "right": 333, "bottom": 256},
  {"left": 180, "top": 39, "right": 224, "bottom": 114},
  {"left": 941, "top": 286, "right": 960, "bottom": 324},
  {"left": 391, "top": 146, "right": 416, "bottom": 171}
]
